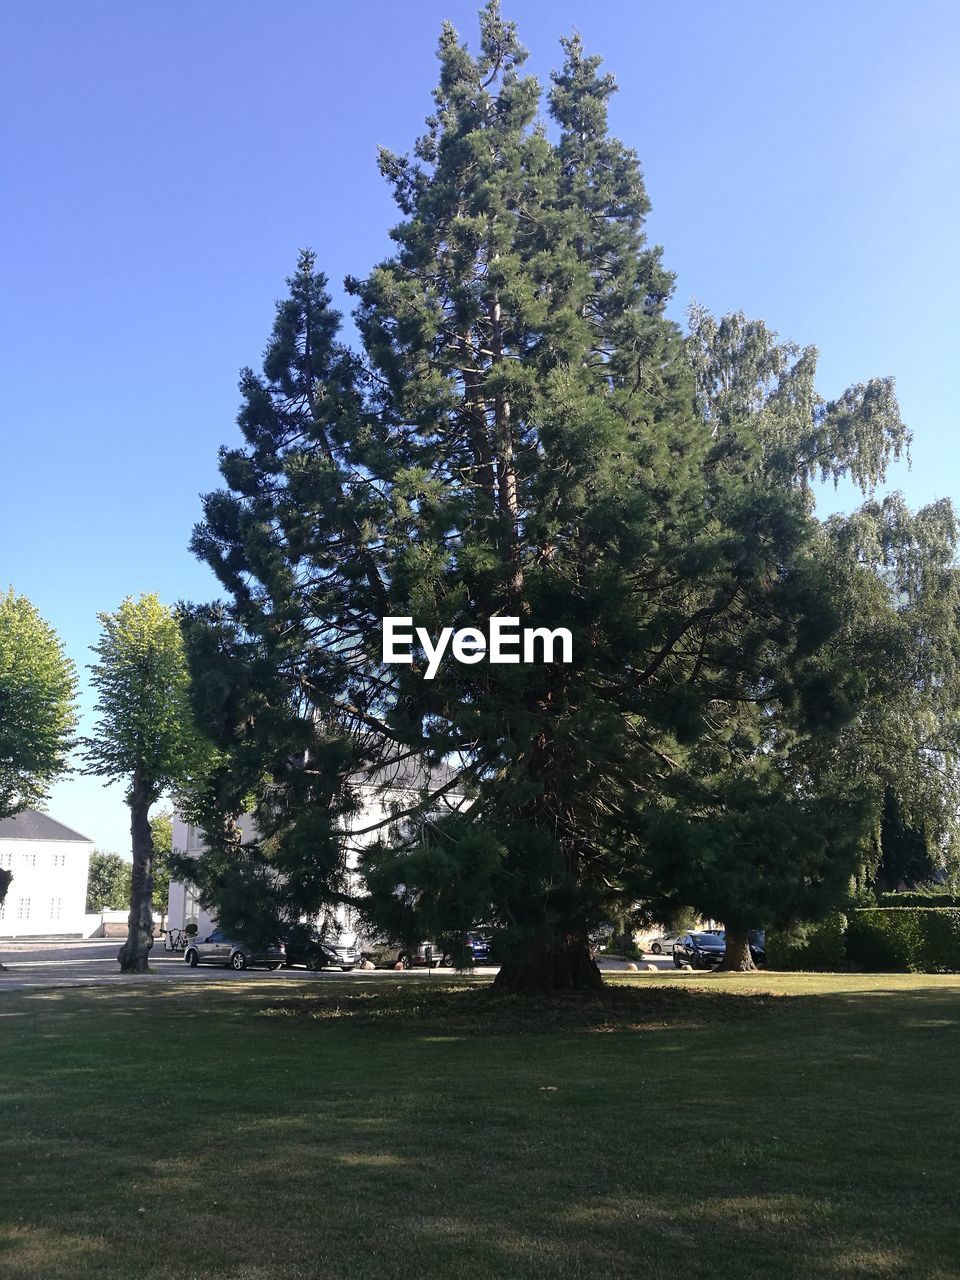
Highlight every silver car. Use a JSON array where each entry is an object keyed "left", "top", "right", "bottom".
[
  {"left": 647, "top": 931, "right": 683, "bottom": 956},
  {"left": 184, "top": 928, "right": 285, "bottom": 971}
]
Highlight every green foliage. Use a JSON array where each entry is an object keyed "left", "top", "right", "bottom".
[
  {"left": 685, "top": 305, "right": 908, "bottom": 494},
  {"left": 85, "top": 850, "right": 132, "bottom": 912},
  {"left": 149, "top": 810, "right": 172, "bottom": 915},
  {"left": 767, "top": 914, "right": 847, "bottom": 971},
  {"left": 657, "top": 907, "right": 699, "bottom": 935},
  {"left": 82, "top": 594, "right": 201, "bottom": 801},
  {"left": 0, "top": 589, "right": 77, "bottom": 819},
  {"left": 642, "top": 307, "right": 960, "bottom": 934},
  {"left": 874, "top": 787, "right": 936, "bottom": 892},
  {"left": 878, "top": 889, "right": 960, "bottom": 908},
  {"left": 846, "top": 908, "right": 960, "bottom": 973},
  {"left": 826, "top": 499, "right": 960, "bottom": 871}
]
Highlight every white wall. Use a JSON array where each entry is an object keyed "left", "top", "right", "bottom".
[
  {"left": 0, "top": 837, "right": 92, "bottom": 938},
  {"left": 168, "top": 816, "right": 217, "bottom": 936}
]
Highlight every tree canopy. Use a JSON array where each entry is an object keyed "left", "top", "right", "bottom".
[
  {"left": 0, "top": 588, "right": 77, "bottom": 820},
  {"left": 86, "top": 850, "right": 132, "bottom": 913}
]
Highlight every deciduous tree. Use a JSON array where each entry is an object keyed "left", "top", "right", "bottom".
[
  {"left": 85, "top": 850, "right": 132, "bottom": 912},
  {"left": 0, "top": 589, "right": 77, "bottom": 820},
  {"left": 82, "top": 594, "right": 203, "bottom": 973}
]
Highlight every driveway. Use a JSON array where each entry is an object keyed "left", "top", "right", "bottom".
[{"left": 0, "top": 939, "right": 676, "bottom": 992}]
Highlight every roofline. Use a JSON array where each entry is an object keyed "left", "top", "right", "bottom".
[{"left": 0, "top": 834, "right": 93, "bottom": 843}]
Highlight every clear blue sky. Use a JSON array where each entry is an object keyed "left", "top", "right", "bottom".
[{"left": 2, "top": 0, "right": 958, "bottom": 856}]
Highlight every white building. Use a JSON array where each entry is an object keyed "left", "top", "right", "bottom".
[
  {"left": 166, "top": 759, "right": 464, "bottom": 940},
  {"left": 0, "top": 810, "right": 93, "bottom": 939}
]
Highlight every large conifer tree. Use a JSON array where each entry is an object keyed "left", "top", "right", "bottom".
[{"left": 185, "top": 4, "right": 944, "bottom": 990}]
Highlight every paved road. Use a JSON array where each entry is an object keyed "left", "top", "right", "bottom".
[{"left": 0, "top": 940, "right": 674, "bottom": 992}]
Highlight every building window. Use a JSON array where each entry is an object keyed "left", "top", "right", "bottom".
[
  {"left": 186, "top": 825, "right": 205, "bottom": 851},
  {"left": 0, "top": 852, "right": 12, "bottom": 870},
  {"left": 17, "top": 898, "right": 31, "bottom": 920},
  {"left": 21, "top": 853, "right": 36, "bottom": 868},
  {"left": 52, "top": 853, "right": 66, "bottom": 868},
  {"left": 50, "top": 898, "right": 63, "bottom": 920}
]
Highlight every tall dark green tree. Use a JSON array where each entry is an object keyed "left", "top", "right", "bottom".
[
  {"left": 185, "top": 4, "right": 946, "bottom": 990},
  {"left": 874, "top": 787, "right": 935, "bottom": 893}
]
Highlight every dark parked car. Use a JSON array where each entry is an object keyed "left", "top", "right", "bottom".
[
  {"left": 361, "top": 939, "right": 452, "bottom": 969},
  {"left": 465, "top": 933, "right": 491, "bottom": 964},
  {"left": 281, "top": 925, "right": 359, "bottom": 971},
  {"left": 748, "top": 930, "right": 766, "bottom": 966},
  {"left": 673, "top": 931, "right": 726, "bottom": 970},
  {"left": 184, "top": 929, "right": 285, "bottom": 971}
]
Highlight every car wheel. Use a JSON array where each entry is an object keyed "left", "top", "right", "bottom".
[
  {"left": 651, "top": 943, "right": 662, "bottom": 955},
  {"left": 185, "top": 950, "right": 198, "bottom": 967},
  {"left": 231, "top": 951, "right": 248, "bottom": 971},
  {"left": 340, "top": 965, "right": 355, "bottom": 972},
  {"left": 399, "top": 954, "right": 412, "bottom": 970},
  {"left": 441, "top": 954, "right": 454, "bottom": 967},
  {"left": 673, "top": 956, "right": 682, "bottom": 969},
  {"left": 306, "top": 955, "right": 323, "bottom": 972}
]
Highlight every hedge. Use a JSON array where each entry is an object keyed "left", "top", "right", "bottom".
[
  {"left": 877, "top": 890, "right": 960, "bottom": 909},
  {"left": 767, "top": 913, "right": 847, "bottom": 971},
  {"left": 846, "top": 908, "right": 960, "bottom": 973}
]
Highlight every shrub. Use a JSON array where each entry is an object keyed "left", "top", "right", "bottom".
[
  {"left": 877, "top": 889, "right": 960, "bottom": 909},
  {"left": 846, "top": 908, "right": 960, "bottom": 973},
  {"left": 767, "top": 913, "right": 847, "bottom": 971}
]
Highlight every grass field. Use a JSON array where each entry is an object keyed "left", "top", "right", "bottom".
[{"left": 2, "top": 971, "right": 960, "bottom": 1280}]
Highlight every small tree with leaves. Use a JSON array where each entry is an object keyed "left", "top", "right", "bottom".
[
  {"left": 85, "top": 850, "right": 132, "bottom": 912},
  {"left": 83, "top": 595, "right": 203, "bottom": 973},
  {"left": 0, "top": 588, "right": 77, "bottom": 822}
]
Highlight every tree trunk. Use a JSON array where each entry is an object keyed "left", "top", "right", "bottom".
[
  {"left": 488, "top": 271, "right": 523, "bottom": 598},
  {"left": 493, "top": 930, "right": 604, "bottom": 994},
  {"left": 720, "top": 929, "right": 756, "bottom": 972},
  {"left": 118, "top": 770, "right": 155, "bottom": 974}
]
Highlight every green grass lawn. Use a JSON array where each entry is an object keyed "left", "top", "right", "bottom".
[{"left": 2, "top": 971, "right": 960, "bottom": 1280}]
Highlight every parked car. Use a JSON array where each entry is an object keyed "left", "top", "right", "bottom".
[
  {"left": 673, "top": 931, "right": 726, "bottom": 970},
  {"left": 281, "top": 925, "right": 359, "bottom": 971},
  {"left": 748, "top": 930, "right": 766, "bottom": 966},
  {"left": 361, "top": 938, "right": 451, "bottom": 969},
  {"left": 184, "top": 929, "right": 285, "bottom": 971},
  {"left": 465, "top": 933, "right": 491, "bottom": 965},
  {"left": 647, "top": 931, "right": 683, "bottom": 955}
]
